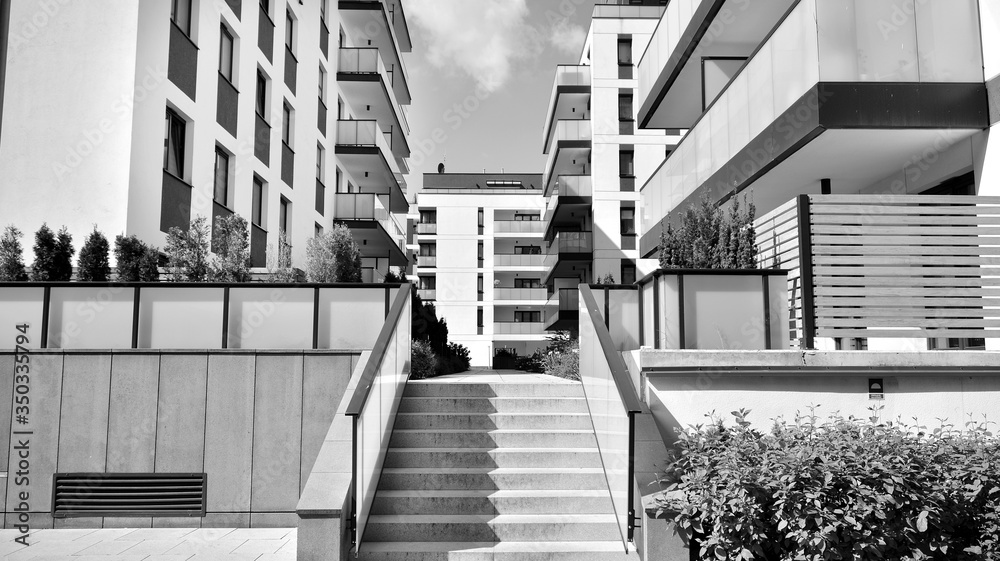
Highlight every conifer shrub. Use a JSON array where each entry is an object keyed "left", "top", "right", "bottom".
[{"left": 78, "top": 227, "right": 111, "bottom": 282}]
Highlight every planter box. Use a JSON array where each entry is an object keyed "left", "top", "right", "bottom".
[{"left": 639, "top": 269, "right": 788, "bottom": 350}]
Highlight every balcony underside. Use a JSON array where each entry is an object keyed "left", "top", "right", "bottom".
[
  {"left": 542, "top": 256, "right": 591, "bottom": 285},
  {"left": 640, "top": 82, "right": 990, "bottom": 256},
  {"left": 339, "top": 2, "right": 411, "bottom": 100},
  {"left": 544, "top": 309, "right": 579, "bottom": 332},
  {"left": 336, "top": 146, "right": 407, "bottom": 213},
  {"left": 338, "top": 77, "right": 410, "bottom": 159},
  {"left": 339, "top": 220, "right": 408, "bottom": 267},
  {"left": 543, "top": 144, "right": 590, "bottom": 196},
  {"left": 543, "top": 89, "right": 590, "bottom": 151},
  {"left": 545, "top": 199, "right": 591, "bottom": 239}
]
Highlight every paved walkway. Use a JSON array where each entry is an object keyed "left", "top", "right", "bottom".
[{"left": 0, "top": 527, "right": 295, "bottom": 560}]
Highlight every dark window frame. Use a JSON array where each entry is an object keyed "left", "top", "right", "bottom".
[
  {"left": 219, "top": 24, "right": 235, "bottom": 83},
  {"left": 163, "top": 109, "right": 186, "bottom": 179},
  {"left": 252, "top": 176, "right": 265, "bottom": 228},
  {"left": 171, "top": 0, "right": 193, "bottom": 36},
  {"left": 214, "top": 147, "right": 231, "bottom": 208}
]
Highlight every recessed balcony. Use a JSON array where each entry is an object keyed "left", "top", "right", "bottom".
[
  {"left": 335, "top": 120, "right": 407, "bottom": 213},
  {"left": 415, "top": 223, "right": 437, "bottom": 235},
  {"left": 333, "top": 193, "right": 408, "bottom": 267},
  {"left": 494, "top": 322, "right": 546, "bottom": 336},
  {"left": 494, "top": 220, "right": 545, "bottom": 236},
  {"left": 542, "top": 232, "right": 593, "bottom": 284},
  {"left": 494, "top": 254, "right": 545, "bottom": 270},
  {"left": 494, "top": 287, "right": 548, "bottom": 302},
  {"left": 542, "top": 120, "right": 591, "bottom": 195},
  {"left": 542, "top": 65, "right": 591, "bottom": 151},
  {"left": 337, "top": 47, "right": 410, "bottom": 160}
]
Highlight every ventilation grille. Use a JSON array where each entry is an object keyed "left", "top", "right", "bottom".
[{"left": 53, "top": 473, "right": 207, "bottom": 518}]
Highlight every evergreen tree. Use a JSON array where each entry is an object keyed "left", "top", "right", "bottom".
[
  {"left": 53, "top": 227, "right": 74, "bottom": 281},
  {"left": 30, "top": 224, "right": 57, "bottom": 280},
  {"left": 0, "top": 226, "right": 29, "bottom": 281},
  {"left": 78, "top": 227, "right": 111, "bottom": 281}
]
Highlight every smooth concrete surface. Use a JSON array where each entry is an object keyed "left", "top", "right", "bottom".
[
  {"left": 0, "top": 527, "right": 295, "bottom": 560},
  {"left": 0, "top": 351, "right": 360, "bottom": 529}
]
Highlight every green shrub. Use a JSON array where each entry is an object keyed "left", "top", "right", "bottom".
[
  {"left": 515, "top": 349, "right": 545, "bottom": 373},
  {"left": 165, "top": 216, "right": 210, "bottom": 281},
  {"left": 0, "top": 225, "right": 29, "bottom": 281},
  {"left": 78, "top": 227, "right": 111, "bottom": 282},
  {"left": 114, "top": 235, "right": 160, "bottom": 282},
  {"left": 436, "top": 342, "right": 471, "bottom": 376},
  {"left": 410, "top": 339, "right": 436, "bottom": 380},
  {"left": 306, "top": 224, "right": 362, "bottom": 283},
  {"left": 267, "top": 230, "right": 298, "bottom": 283},
  {"left": 656, "top": 407, "right": 1000, "bottom": 561},
  {"left": 211, "top": 214, "right": 251, "bottom": 282},
  {"left": 31, "top": 224, "right": 74, "bottom": 281},
  {"left": 660, "top": 193, "right": 757, "bottom": 270},
  {"left": 543, "top": 331, "right": 579, "bottom": 381}
]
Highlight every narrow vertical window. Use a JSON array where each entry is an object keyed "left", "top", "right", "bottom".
[
  {"left": 252, "top": 177, "right": 265, "bottom": 227},
  {"left": 219, "top": 25, "right": 234, "bottom": 82},
  {"left": 318, "top": 65, "right": 326, "bottom": 103},
  {"left": 619, "top": 150, "right": 634, "bottom": 177},
  {"left": 478, "top": 208, "right": 484, "bottom": 234},
  {"left": 214, "top": 148, "right": 230, "bottom": 207},
  {"left": 163, "top": 109, "right": 186, "bottom": 178},
  {"left": 172, "top": 0, "right": 192, "bottom": 36},
  {"left": 282, "top": 103, "right": 292, "bottom": 145},
  {"left": 279, "top": 197, "right": 290, "bottom": 234},
  {"left": 256, "top": 70, "right": 268, "bottom": 117},
  {"left": 285, "top": 9, "right": 295, "bottom": 51},
  {"left": 618, "top": 94, "right": 634, "bottom": 122},
  {"left": 617, "top": 37, "right": 632, "bottom": 66},
  {"left": 316, "top": 144, "right": 325, "bottom": 181},
  {"left": 620, "top": 207, "right": 635, "bottom": 235}
]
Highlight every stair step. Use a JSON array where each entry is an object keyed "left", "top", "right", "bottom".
[
  {"left": 389, "top": 430, "right": 596, "bottom": 448},
  {"left": 370, "top": 489, "right": 614, "bottom": 515},
  {"left": 397, "top": 397, "right": 589, "bottom": 414},
  {"left": 379, "top": 467, "right": 608, "bottom": 491},
  {"left": 363, "top": 514, "right": 622, "bottom": 542},
  {"left": 393, "top": 412, "right": 593, "bottom": 430},
  {"left": 356, "top": 541, "right": 633, "bottom": 561},
  {"left": 404, "top": 381, "right": 582, "bottom": 398},
  {"left": 384, "top": 447, "right": 602, "bottom": 469}
]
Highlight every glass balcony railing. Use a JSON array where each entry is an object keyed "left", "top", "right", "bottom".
[
  {"left": 417, "top": 289, "right": 436, "bottom": 301},
  {"left": 494, "top": 254, "right": 545, "bottom": 268},
  {"left": 494, "top": 322, "right": 546, "bottom": 335},
  {"left": 543, "top": 232, "right": 593, "bottom": 271},
  {"left": 415, "top": 223, "right": 437, "bottom": 235},
  {"left": 333, "top": 193, "right": 405, "bottom": 252},
  {"left": 494, "top": 220, "right": 545, "bottom": 234},
  {"left": 545, "top": 119, "right": 592, "bottom": 155},
  {"left": 553, "top": 175, "right": 593, "bottom": 198},
  {"left": 544, "top": 65, "right": 592, "bottom": 146},
  {"left": 593, "top": 0, "right": 666, "bottom": 19},
  {"left": 637, "top": 0, "right": 704, "bottom": 110},
  {"left": 336, "top": 119, "right": 403, "bottom": 178},
  {"left": 640, "top": 0, "right": 984, "bottom": 236},
  {"left": 494, "top": 288, "right": 548, "bottom": 301},
  {"left": 338, "top": 47, "right": 410, "bottom": 136},
  {"left": 417, "top": 255, "right": 437, "bottom": 268}
]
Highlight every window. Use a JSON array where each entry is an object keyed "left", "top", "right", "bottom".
[
  {"left": 320, "top": 0, "right": 327, "bottom": 21},
  {"left": 337, "top": 96, "right": 344, "bottom": 119},
  {"left": 514, "top": 213, "right": 540, "bottom": 221},
  {"left": 282, "top": 102, "right": 292, "bottom": 145},
  {"left": 315, "top": 223, "right": 323, "bottom": 236},
  {"left": 617, "top": 37, "right": 632, "bottom": 66},
  {"left": 339, "top": 28, "right": 346, "bottom": 48},
  {"left": 477, "top": 308, "right": 484, "bottom": 328},
  {"left": 219, "top": 25, "right": 234, "bottom": 82},
  {"left": 477, "top": 241, "right": 484, "bottom": 266},
  {"left": 621, "top": 262, "right": 636, "bottom": 285},
  {"left": 619, "top": 150, "right": 634, "bottom": 177},
  {"left": 318, "top": 65, "right": 326, "bottom": 103},
  {"left": 256, "top": 70, "right": 268, "bottom": 118},
  {"left": 419, "top": 243, "right": 436, "bottom": 257},
  {"left": 477, "top": 274, "right": 484, "bottom": 300},
  {"left": 335, "top": 167, "right": 343, "bottom": 193},
  {"left": 419, "top": 210, "right": 437, "bottom": 224},
  {"left": 214, "top": 148, "right": 230, "bottom": 207},
  {"left": 514, "top": 245, "right": 542, "bottom": 255},
  {"left": 252, "top": 177, "right": 265, "bottom": 227},
  {"left": 316, "top": 144, "right": 325, "bottom": 181},
  {"left": 171, "top": 0, "right": 192, "bottom": 36},
  {"left": 419, "top": 276, "right": 436, "bottom": 290},
  {"left": 514, "top": 278, "right": 541, "bottom": 289},
  {"left": 620, "top": 208, "right": 636, "bottom": 235},
  {"left": 515, "top": 311, "right": 541, "bottom": 323},
  {"left": 279, "top": 197, "right": 290, "bottom": 234},
  {"left": 478, "top": 208, "right": 484, "bottom": 234},
  {"left": 285, "top": 9, "right": 295, "bottom": 52},
  {"left": 163, "top": 109, "right": 186, "bottom": 178},
  {"left": 259, "top": 0, "right": 269, "bottom": 14},
  {"left": 619, "top": 94, "right": 634, "bottom": 122}
]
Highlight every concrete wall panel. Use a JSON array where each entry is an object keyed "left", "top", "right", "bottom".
[
  {"left": 57, "top": 354, "right": 112, "bottom": 472},
  {"left": 204, "top": 355, "right": 256, "bottom": 513},
  {"left": 251, "top": 354, "right": 303, "bottom": 512},
  {"left": 155, "top": 354, "right": 208, "bottom": 472},
  {"left": 300, "top": 354, "right": 352, "bottom": 491},
  {"left": 107, "top": 354, "right": 160, "bottom": 472},
  {"left": 6, "top": 353, "right": 62, "bottom": 516}
]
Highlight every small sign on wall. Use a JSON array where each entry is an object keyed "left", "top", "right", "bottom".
[{"left": 869, "top": 378, "right": 884, "bottom": 400}]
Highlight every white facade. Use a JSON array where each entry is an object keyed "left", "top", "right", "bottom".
[
  {"left": 0, "top": 0, "right": 412, "bottom": 279},
  {"left": 416, "top": 174, "right": 548, "bottom": 367}
]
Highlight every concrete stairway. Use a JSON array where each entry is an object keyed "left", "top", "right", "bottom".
[{"left": 355, "top": 376, "right": 632, "bottom": 560}]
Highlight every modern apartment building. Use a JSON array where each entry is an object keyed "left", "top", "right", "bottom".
[
  {"left": 636, "top": 0, "right": 1000, "bottom": 351},
  {"left": 415, "top": 172, "right": 548, "bottom": 367},
  {"left": 541, "top": 0, "right": 679, "bottom": 332},
  {"left": 0, "top": 0, "right": 412, "bottom": 281}
]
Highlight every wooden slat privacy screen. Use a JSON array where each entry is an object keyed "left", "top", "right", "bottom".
[{"left": 756, "top": 194, "right": 1000, "bottom": 344}]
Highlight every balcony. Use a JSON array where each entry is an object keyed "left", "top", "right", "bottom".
[
  {"left": 417, "top": 289, "right": 436, "bottom": 301},
  {"left": 494, "top": 220, "right": 545, "bottom": 236},
  {"left": 755, "top": 194, "right": 1000, "bottom": 348},
  {"left": 639, "top": 0, "right": 988, "bottom": 255},
  {"left": 494, "top": 288, "right": 547, "bottom": 302},
  {"left": 543, "top": 232, "right": 594, "bottom": 284},
  {"left": 335, "top": 120, "right": 407, "bottom": 213},
  {"left": 542, "top": 120, "right": 591, "bottom": 195},
  {"left": 333, "top": 193, "right": 408, "bottom": 267},
  {"left": 494, "top": 322, "right": 546, "bottom": 336},
  {"left": 544, "top": 288, "right": 580, "bottom": 332},
  {"left": 494, "top": 254, "right": 545, "bottom": 270},
  {"left": 339, "top": 0, "right": 412, "bottom": 96},
  {"left": 544, "top": 175, "right": 592, "bottom": 236},
  {"left": 417, "top": 255, "right": 437, "bottom": 268},
  {"left": 416, "top": 223, "right": 437, "bottom": 235},
  {"left": 542, "top": 65, "right": 591, "bottom": 151},
  {"left": 337, "top": 47, "right": 410, "bottom": 158}
]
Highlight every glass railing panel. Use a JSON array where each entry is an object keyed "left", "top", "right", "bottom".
[
  {"left": 338, "top": 47, "right": 384, "bottom": 75},
  {"left": 590, "top": 287, "right": 641, "bottom": 351},
  {"left": 555, "top": 231, "right": 594, "bottom": 253},
  {"left": 495, "top": 288, "right": 547, "bottom": 301},
  {"left": 638, "top": 0, "right": 703, "bottom": 109},
  {"left": 318, "top": 287, "right": 386, "bottom": 349},
  {"left": 228, "top": 287, "right": 313, "bottom": 349},
  {"left": 137, "top": 287, "right": 225, "bottom": 349},
  {"left": 0, "top": 287, "right": 45, "bottom": 349},
  {"left": 494, "top": 254, "right": 544, "bottom": 267},
  {"left": 556, "top": 175, "right": 593, "bottom": 198},
  {"left": 48, "top": 286, "right": 135, "bottom": 349},
  {"left": 494, "top": 220, "right": 545, "bottom": 234}
]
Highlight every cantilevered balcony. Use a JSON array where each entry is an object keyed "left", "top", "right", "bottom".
[
  {"left": 337, "top": 47, "right": 410, "bottom": 159},
  {"left": 494, "top": 287, "right": 548, "bottom": 303},
  {"left": 639, "top": 0, "right": 988, "bottom": 256},
  {"left": 494, "top": 254, "right": 545, "bottom": 271},
  {"left": 544, "top": 175, "right": 592, "bottom": 238},
  {"left": 335, "top": 120, "right": 407, "bottom": 213},
  {"left": 542, "top": 65, "right": 591, "bottom": 152},
  {"left": 544, "top": 288, "right": 580, "bottom": 332},
  {"left": 333, "top": 193, "right": 408, "bottom": 267},
  {"left": 542, "top": 232, "right": 593, "bottom": 284},
  {"left": 542, "top": 120, "right": 591, "bottom": 195},
  {"left": 494, "top": 220, "right": 545, "bottom": 236},
  {"left": 494, "top": 322, "right": 546, "bottom": 336}
]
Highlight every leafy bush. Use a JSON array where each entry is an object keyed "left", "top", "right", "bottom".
[
  {"left": 544, "top": 331, "right": 579, "bottom": 381},
  {"left": 599, "top": 273, "right": 616, "bottom": 284},
  {"left": 410, "top": 339, "right": 436, "bottom": 380},
  {"left": 660, "top": 193, "right": 757, "bottom": 270},
  {"left": 515, "top": 349, "right": 545, "bottom": 373},
  {"left": 267, "top": 230, "right": 298, "bottom": 283},
  {"left": 656, "top": 407, "right": 1000, "bottom": 561},
  {"left": 31, "top": 224, "right": 74, "bottom": 281},
  {"left": 306, "top": 224, "right": 362, "bottom": 283},
  {"left": 436, "top": 342, "right": 471, "bottom": 376},
  {"left": 0, "top": 225, "right": 29, "bottom": 281},
  {"left": 210, "top": 214, "right": 251, "bottom": 282},
  {"left": 78, "top": 227, "right": 111, "bottom": 282},
  {"left": 165, "top": 216, "right": 210, "bottom": 281},
  {"left": 114, "top": 235, "right": 160, "bottom": 282}
]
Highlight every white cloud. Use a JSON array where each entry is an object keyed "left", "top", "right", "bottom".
[{"left": 548, "top": 19, "right": 586, "bottom": 56}]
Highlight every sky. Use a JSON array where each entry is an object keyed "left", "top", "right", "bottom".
[{"left": 401, "top": 0, "right": 599, "bottom": 193}]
